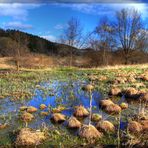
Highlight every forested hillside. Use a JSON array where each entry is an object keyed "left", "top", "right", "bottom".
[{"left": 0, "top": 29, "right": 78, "bottom": 57}]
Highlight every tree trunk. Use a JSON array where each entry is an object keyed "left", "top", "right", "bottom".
[{"left": 70, "top": 49, "right": 73, "bottom": 67}]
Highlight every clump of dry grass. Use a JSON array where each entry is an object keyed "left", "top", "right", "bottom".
[
  {"left": 98, "top": 76, "right": 107, "bottom": 81},
  {"left": 67, "top": 116, "right": 81, "bottom": 128},
  {"left": 0, "top": 123, "right": 8, "bottom": 130},
  {"left": 51, "top": 113, "right": 66, "bottom": 123},
  {"left": 124, "top": 87, "right": 139, "bottom": 98},
  {"left": 109, "top": 87, "right": 122, "bottom": 96},
  {"left": 27, "top": 106, "right": 37, "bottom": 113},
  {"left": 82, "top": 84, "right": 94, "bottom": 92},
  {"left": 15, "top": 128, "right": 46, "bottom": 146},
  {"left": 127, "top": 77, "right": 136, "bottom": 83},
  {"left": 140, "top": 73, "right": 148, "bottom": 81},
  {"left": 114, "top": 77, "right": 127, "bottom": 84},
  {"left": 21, "top": 112, "right": 34, "bottom": 122},
  {"left": 20, "top": 106, "right": 28, "bottom": 111},
  {"left": 140, "top": 120, "right": 148, "bottom": 131},
  {"left": 105, "top": 104, "right": 121, "bottom": 115},
  {"left": 140, "top": 93, "right": 148, "bottom": 102},
  {"left": 40, "top": 111, "right": 49, "bottom": 116},
  {"left": 73, "top": 105, "right": 89, "bottom": 117},
  {"left": 99, "top": 99, "right": 114, "bottom": 109},
  {"left": 96, "top": 120, "right": 115, "bottom": 133},
  {"left": 128, "top": 121, "right": 143, "bottom": 134},
  {"left": 120, "top": 102, "right": 128, "bottom": 110},
  {"left": 40, "top": 104, "right": 47, "bottom": 110},
  {"left": 51, "top": 106, "right": 66, "bottom": 113},
  {"left": 78, "top": 124, "right": 102, "bottom": 140},
  {"left": 91, "top": 113, "right": 102, "bottom": 122}
]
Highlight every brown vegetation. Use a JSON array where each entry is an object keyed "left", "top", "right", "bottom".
[
  {"left": 96, "top": 120, "right": 115, "bottom": 133},
  {"left": 128, "top": 121, "right": 143, "bottom": 133},
  {"left": 40, "top": 111, "right": 49, "bottom": 116},
  {"left": 51, "top": 113, "right": 66, "bottom": 123},
  {"left": 73, "top": 105, "right": 89, "bottom": 117},
  {"left": 91, "top": 113, "right": 102, "bottom": 122},
  {"left": 120, "top": 102, "right": 128, "bottom": 110},
  {"left": 82, "top": 84, "right": 94, "bottom": 92},
  {"left": 105, "top": 104, "right": 121, "bottom": 115},
  {"left": 40, "top": 104, "right": 47, "bottom": 110},
  {"left": 0, "top": 123, "right": 8, "bottom": 130},
  {"left": 109, "top": 87, "right": 122, "bottom": 96},
  {"left": 21, "top": 112, "right": 34, "bottom": 122},
  {"left": 27, "top": 106, "right": 37, "bottom": 113},
  {"left": 99, "top": 99, "right": 114, "bottom": 109},
  {"left": 78, "top": 124, "right": 102, "bottom": 139},
  {"left": 15, "top": 128, "right": 46, "bottom": 146},
  {"left": 67, "top": 116, "right": 81, "bottom": 128}
]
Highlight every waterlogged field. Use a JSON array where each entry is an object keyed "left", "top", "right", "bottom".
[{"left": 0, "top": 66, "right": 148, "bottom": 147}]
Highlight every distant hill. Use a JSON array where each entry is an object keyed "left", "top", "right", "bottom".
[
  {"left": 0, "top": 28, "right": 78, "bottom": 57},
  {"left": 0, "top": 28, "right": 147, "bottom": 66}
]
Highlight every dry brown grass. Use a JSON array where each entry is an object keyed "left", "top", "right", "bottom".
[
  {"left": 105, "top": 104, "right": 121, "bottom": 115},
  {"left": 27, "top": 106, "right": 37, "bottom": 113},
  {"left": 99, "top": 99, "right": 114, "bottom": 109},
  {"left": 91, "top": 114, "right": 102, "bottom": 122},
  {"left": 128, "top": 121, "right": 143, "bottom": 133},
  {"left": 0, "top": 56, "right": 147, "bottom": 70},
  {"left": 109, "top": 87, "right": 122, "bottom": 96},
  {"left": 140, "top": 93, "right": 148, "bottom": 102},
  {"left": 73, "top": 105, "right": 89, "bottom": 117},
  {"left": 120, "top": 102, "right": 128, "bottom": 110},
  {"left": 78, "top": 124, "right": 102, "bottom": 140},
  {"left": 21, "top": 112, "right": 34, "bottom": 122},
  {"left": 67, "top": 116, "right": 81, "bottom": 128},
  {"left": 140, "top": 120, "right": 148, "bottom": 131},
  {"left": 82, "top": 84, "right": 94, "bottom": 92},
  {"left": 15, "top": 128, "right": 46, "bottom": 146},
  {"left": 51, "top": 113, "right": 66, "bottom": 123},
  {"left": 40, "top": 111, "right": 49, "bottom": 116},
  {"left": 40, "top": 104, "right": 47, "bottom": 110},
  {"left": 0, "top": 123, "right": 8, "bottom": 130},
  {"left": 96, "top": 120, "right": 115, "bottom": 133}
]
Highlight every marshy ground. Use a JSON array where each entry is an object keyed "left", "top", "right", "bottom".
[{"left": 0, "top": 64, "right": 148, "bottom": 147}]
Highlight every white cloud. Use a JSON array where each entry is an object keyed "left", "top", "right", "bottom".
[
  {"left": 54, "top": 24, "right": 65, "bottom": 30},
  {"left": 41, "top": 35, "right": 56, "bottom": 42},
  {"left": 3, "top": 21, "right": 33, "bottom": 30},
  {"left": 58, "top": 3, "right": 148, "bottom": 19},
  {"left": 0, "top": 3, "right": 41, "bottom": 20},
  {"left": 0, "top": 0, "right": 143, "bottom": 2}
]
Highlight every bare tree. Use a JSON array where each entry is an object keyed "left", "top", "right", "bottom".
[
  {"left": 95, "top": 17, "right": 116, "bottom": 65},
  {"left": 60, "top": 17, "right": 83, "bottom": 67},
  {"left": 115, "top": 8, "right": 145, "bottom": 64},
  {"left": 13, "top": 31, "right": 21, "bottom": 71}
]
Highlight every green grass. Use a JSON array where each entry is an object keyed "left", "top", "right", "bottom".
[{"left": 0, "top": 66, "right": 148, "bottom": 147}]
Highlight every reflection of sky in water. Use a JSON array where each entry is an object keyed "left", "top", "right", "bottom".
[
  {"left": 0, "top": 80, "right": 132, "bottom": 137},
  {"left": 28, "top": 80, "right": 102, "bottom": 117}
]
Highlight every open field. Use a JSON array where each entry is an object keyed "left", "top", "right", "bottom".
[{"left": 0, "top": 64, "right": 148, "bottom": 147}]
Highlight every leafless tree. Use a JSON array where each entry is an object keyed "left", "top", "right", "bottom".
[
  {"left": 13, "top": 31, "right": 21, "bottom": 71},
  {"left": 95, "top": 17, "right": 116, "bottom": 65},
  {"left": 115, "top": 8, "right": 145, "bottom": 64},
  {"left": 60, "top": 17, "right": 83, "bottom": 67}
]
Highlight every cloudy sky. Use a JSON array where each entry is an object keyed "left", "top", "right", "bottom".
[{"left": 0, "top": 0, "right": 147, "bottom": 42}]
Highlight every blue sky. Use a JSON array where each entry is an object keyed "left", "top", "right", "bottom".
[{"left": 0, "top": 1, "right": 147, "bottom": 42}]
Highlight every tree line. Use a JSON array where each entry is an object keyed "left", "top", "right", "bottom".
[{"left": 59, "top": 8, "right": 148, "bottom": 65}]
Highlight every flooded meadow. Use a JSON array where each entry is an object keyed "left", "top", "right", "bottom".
[{"left": 0, "top": 67, "right": 148, "bottom": 147}]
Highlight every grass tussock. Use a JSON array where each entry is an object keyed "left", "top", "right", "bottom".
[
  {"left": 78, "top": 124, "right": 102, "bottom": 140},
  {"left": 15, "top": 128, "right": 46, "bottom": 146}
]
